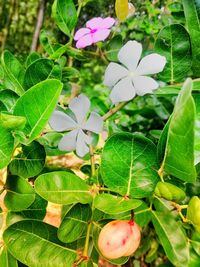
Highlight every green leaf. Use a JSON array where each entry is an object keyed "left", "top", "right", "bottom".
[
  {"left": 23, "top": 59, "right": 54, "bottom": 89},
  {"left": 25, "top": 52, "right": 41, "bottom": 67},
  {"left": 58, "top": 203, "right": 92, "bottom": 243},
  {"left": 40, "top": 29, "right": 56, "bottom": 56},
  {"left": 93, "top": 194, "right": 142, "bottom": 214},
  {"left": 4, "top": 175, "right": 35, "bottom": 211},
  {"left": 155, "top": 24, "right": 192, "bottom": 83},
  {"left": 3, "top": 220, "right": 77, "bottom": 267},
  {"left": 0, "top": 247, "right": 18, "bottom": 267},
  {"left": 101, "top": 133, "right": 159, "bottom": 198},
  {"left": 52, "top": 0, "right": 77, "bottom": 37},
  {"left": 183, "top": 0, "right": 200, "bottom": 77},
  {"left": 152, "top": 211, "right": 189, "bottom": 266},
  {"left": 0, "top": 113, "right": 26, "bottom": 130},
  {"left": 9, "top": 141, "right": 46, "bottom": 179},
  {"left": 1, "top": 51, "right": 25, "bottom": 96},
  {"left": 162, "top": 78, "right": 196, "bottom": 182},
  {"left": 191, "top": 240, "right": 200, "bottom": 256},
  {"left": 105, "top": 35, "right": 123, "bottom": 62},
  {"left": 35, "top": 171, "right": 93, "bottom": 205},
  {"left": 6, "top": 194, "right": 48, "bottom": 226},
  {"left": 13, "top": 79, "right": 63, "bottom": 143},
  {"left": 0, "top": 126, "right": 14, "bottom": 168},
  {"left": 194, "top": 95, "right": 200, "bottom": 165},
  {"left": 0, "top": 90, "right": 19, "bottom": 112}
]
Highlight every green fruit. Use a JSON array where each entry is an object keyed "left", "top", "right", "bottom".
[
  {"left": 154, "top": 181, "right": 186, "bottom": 202},
  {"left": 187, "top": 196, "right": 200, "bottom": 232}
]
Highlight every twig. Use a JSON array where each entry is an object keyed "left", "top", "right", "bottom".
[{"left": 102, "top": 101, "right": 128, "bottom": 121}]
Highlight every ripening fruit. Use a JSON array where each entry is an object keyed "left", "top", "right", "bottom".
[{"left": 98, "top": 220, "right": 141, "bottom": 259}]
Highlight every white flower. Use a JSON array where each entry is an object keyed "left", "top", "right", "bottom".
[
  {"left": 104, "top": 40, "right": 166, "bottom": 104},
  {"left": 49, "top": 94, "right": 103, "bottom": 157}
]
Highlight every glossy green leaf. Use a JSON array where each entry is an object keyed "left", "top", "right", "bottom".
[
  {"left": 52, "top": 0, "right": 77, "bottom": 37},
  {"left": 23, "top": 59, "right": 54, "bottom": 89},
  {"left": 183, "top": 0, "right": 200, "bottom": 77},
  {"left": 40, "top": 29, "right": 56, "bottom": 55},
  {"left": 35, "top": 171, "right": 93, "bottom": 205},
  {"left": 0, "top": 113, "right": 26, "bottom": 130},
  {"left": 1, "top": 51, "right": 25, "bottom": 96},
  {"left": 6, "top": 194, "right": 48, "bottom": 226},
  {"left": 101, "top": 133, "right": 159, "bottom": 198},
  {"left": 155, "top": 24, "right": 192, "bottom": 83},
  {"left": 58, "top": 203, "right": 91, "bottom": 243},
  {"left": 0, "top": 247, "right": 18, "bottom": 267},
  {"left": 4, "top": 175, "right": 35, "bottom": 211},
  {"left": 93, "top": 194, "right": 142, "bottom": 214},
  {"left": 191, "top": 240, "right": 200, "bottom": 256},
  {"left": 0, "top": 90, "right": 19, "bottom": 112},
  {"left": 13, "top": 79, "right": 63, "bottom": 143},
  {"left": 162, "top": 78, "right": 196, "bottom": 182},
  {"left": 25, "top": 52, "right": 41, "bottom": 67},
  {"left": 0, "top": 125, "right": 14, "bottom": 168},
  {"left": 194, "top": 95, "right": 200, "bottom": 165},
  {"left": 9, "top": 141, "right": 46, "bottom": 179},
  {"left": 3, "top": 220, "right": 77, "bottom": 267},
  {"left": 152, "top": 211, "right": 189, "bottom": 266}
]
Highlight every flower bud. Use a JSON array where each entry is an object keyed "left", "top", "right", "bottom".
[
  {"left": 187, "top": 196, "right": 200, "bottom": 232},
  {"left": 98, "top": 220, "right": 141, "bottom": 259}
]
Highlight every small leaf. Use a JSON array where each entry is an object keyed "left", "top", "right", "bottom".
[
  {"left": 13, "top": 79, "right": 63, "bottom": 143},
  {"left": 101, "top": 133, "right": 159, "bottom": 198},
  {"left": 23, "top": 59, "right": 54, "bottom": 89},
  {"left": 155, "top": 24, "right": 192, "bottom": 83},
  {"left": 93, "top": 194, "right": 142, "bottom": 214},
  {"left": 9, "top": 141, "right": 46, "bottom": 179},
  {"left": 105, "top": 35, "right": 123, "bottom": 62},
  {"left": 0, "top": 126, "right": 14, "bottom": 168},
  {"left": 0, "top": 90, "right": 19, "bottom": 112},
  {"left": 3, "top": 220, "right": 77, "bottom": 267},
  {"left": 4, "top": 175, "right": 35, "bottom": 212},
  {"left": 52, "top": 0, "right": 77, "bottom": 37},
  {"left": 35, "top": 171, "right": 93, "bottom": 205},
  {"left": 1, "top": 51, "right": 25, "bottom": 96},
  {"left": 40, "top": 29, "right": 56, "bottom": 56},
  {"left": 25, "top": 52, "right": 41, "bottom": 67},
  {"left": 162, "top": 78, "right": 196, "bottom": 182},
  {"left": 0, "top": 113, "right": 26, "bottom": 130},
  {"left": 152, "top": 211, "right": 189, "bottom": 266},
  {"left": 194, "top": 95, "right": 200, "bottom": 165},
  {"left": 115, "top": 0, "right": 129, "bottom": 22},
  {"left": 58, "top": 203, "right": 92, "bottom": 243}
]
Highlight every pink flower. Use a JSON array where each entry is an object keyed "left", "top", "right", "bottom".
[{"left": 74, "top": 17, "right": 115, "bottom": 49}]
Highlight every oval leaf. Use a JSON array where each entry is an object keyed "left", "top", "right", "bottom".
[
  {"left": 13, "top": 79, "right": 63, "bottom": 143},
  {"left": 35, "top": 171, "right": 93, "bottom": 205},
  {"left": 3, "top": 220, "right": 77, "bottom": 267},
  {"left": 0, "top": 126, "right": 14, "bottom": 168},
  {"left": 101, "top": 133, "right": 159, "bottom": 198}
]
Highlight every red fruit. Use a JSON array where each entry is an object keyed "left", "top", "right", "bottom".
[{"left": 98, "top": 220, "right": 141, "bottom": 259}]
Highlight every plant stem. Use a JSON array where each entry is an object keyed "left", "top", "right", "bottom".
[
  {"left": 157, "top": 162, "right": 165, "bottom": 182},
  {"left": 83, "top": 221, "right": 92, "bottom": 257},
  {"left": 89, "top": 144, "right": 96, "bottom": 177},
  {"left": 134, "top": 207, "right": 151, "bottom": 215},
  {"left": 102, "top": 101, "right": 128, "bottom": 121}
]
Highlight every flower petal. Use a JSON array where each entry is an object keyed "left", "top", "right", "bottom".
[
  {"left": 104, "top": 62, "right": 129, "bottom": 87},
  {"left": 118, "top": 40, "right": 142, "bottom": 71},
  {"left": 49, "top": 111, "right": 77, "bottom": 132},
  {"left": 69, "top": 94, "right": 90, "bottom": 125},
  {"left": 74, "top": 28, "right": 90, "bottom": 41},
  {"left": 86, "top": 17, "right": 103, "bottom": 29},
  {"left": 132, "top": 76, "right": 159, "bottom": 96},
  {"left": 92, "top": 29, "right": 111, "bottom": 43},
  {"left": 76, "top": 130, "right": 91, "bottom": 157},
  {"left": 110, "top": 76, "right": 136, "bottom": 104},
  {"left": 58, "top": 129, "right": 78, "bottom": 152},
  {"left": 100, "top": 17, "right": 115, "bottom": 29},
  {"left": 83, "top": 112, "right": 103, "bottom": 133},
  {"left": 76, "top": 34, "right": 93, "bottom": 49},
  {"left": 136, "top": 54, "right": 166, "bottom": 75}
]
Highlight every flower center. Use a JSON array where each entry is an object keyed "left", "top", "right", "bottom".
[
  {"left": 90, "top": 29, "right": 98, "bottom": 34},
  {"left": 128, "top": 71, "right": 136, "bottom": 78}
]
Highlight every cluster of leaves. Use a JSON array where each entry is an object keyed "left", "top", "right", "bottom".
[{"left": 0, "top": 0, "right": 200, "bottom": 267}]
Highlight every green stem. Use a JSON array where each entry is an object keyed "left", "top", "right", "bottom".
[
  {"left": 89, "top": 144, "right": 96, "bottom": 177},
  {"left": 83, "top": 221, "right": 92, "bottom": 257},
  {"left": 157, "top": 162, "right": 165, "bottom": 182},
  {"left": 103, "top": 101, "right": 128, "bottom": 121},
  {"left": 134, "top": 207, "right": 151, "bottom": 215}
]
